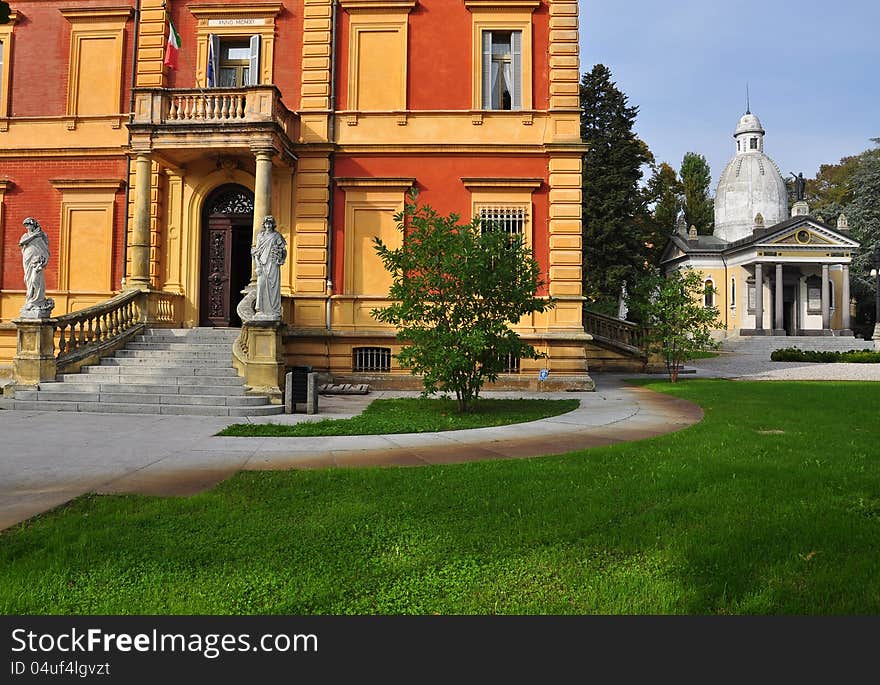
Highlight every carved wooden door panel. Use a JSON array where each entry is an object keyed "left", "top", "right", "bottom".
[{"left": 202, "top": 217, "right": 233, "bottom": 326}]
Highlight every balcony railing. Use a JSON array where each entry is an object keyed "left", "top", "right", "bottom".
[{"left": 131, "top": 85, "right": 298, "bottom": 142}]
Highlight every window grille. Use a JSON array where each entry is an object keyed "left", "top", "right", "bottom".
[
  {"left": 479, "top": 207, "right": 527, "bottom": 236},
  {"left": 502, "top": 352, "right": 520, "bottom": 374},
  {"left": 353, "top": 347, "right": 391, "bottom": 373}
]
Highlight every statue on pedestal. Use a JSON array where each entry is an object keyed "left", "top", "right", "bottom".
[
  {"left": 790, "top": 172, "right": 806, "bottom": 202},
  {"left": 19, "top": 217, "right": 55, "bottom": 319},
  {"left": 251, "top": 215, "right": 287, "bottom": 321}
]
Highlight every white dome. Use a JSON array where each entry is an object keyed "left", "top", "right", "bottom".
[{"left": 714, "top": 112, "right": 788, "bottom": 243}]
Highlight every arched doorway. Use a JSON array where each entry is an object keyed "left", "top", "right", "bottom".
[{"left": 200, "top": 184, "right": 254, "bottom": 327}]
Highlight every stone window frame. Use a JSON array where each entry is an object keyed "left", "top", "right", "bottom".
[
  {"left": 188, "top": 3, "right": 283, "bottom": 88},
  {"left": 461, "top": 177, "right": 542, "bottom": 250},
  {"left": 464, "top": 0, "right": 539, "bottom": 112},
  {"left": 703, "top": 278, "right": 716, "bottom": 309},
  {"left": 0, "top": 11, "right": 19, "bottom": 122}
]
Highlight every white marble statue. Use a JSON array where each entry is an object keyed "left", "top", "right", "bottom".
[
  {"left": 252, "top": 215, "right": 287, "bottom": 321},
  {"left": 19, "top": 217, "right": 55, "bottom": 319}
]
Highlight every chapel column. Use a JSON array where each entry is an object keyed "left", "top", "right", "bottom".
[
  {"left": 841, "top": 264, "right": 851, "bottom": 332},
  {"left": 250, "top": 145, "right": 275, "bottom": 286},
  {"left": 127, "top": 153, "right": 153, "bottom": 291},
  {"left": 821, "top": 263, "right": 831, "bottom": 332},
  {"left": 774, "top": 263, "right": 784, "bottom": 334},
  {"left": 754, "top": 263, "right": 763, "bottom": 333}
]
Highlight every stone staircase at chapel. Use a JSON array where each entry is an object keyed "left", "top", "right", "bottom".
[{"left": 0, "top": 328, "right": 283, "bottom": 416}]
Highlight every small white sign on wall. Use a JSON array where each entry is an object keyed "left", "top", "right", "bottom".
[{"left": 208, "top": 18, "right": 266, "bottom": 27}]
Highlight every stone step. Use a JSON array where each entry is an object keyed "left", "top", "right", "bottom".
[
  {"left": 114, "top": 349, "right": 231, "bottom": 359},
  {"left": 126, "top": 342, "right": 234, "bottom": 351},
  {"left": 142, "top": 328, "right": 240, "bottom": 339},
  {"left": 40, "top": 382, "right": 247, "bottom": 396},
  {"left": 79, "top": 366, "right": 239, "bottom": 377},
  {"left": 17, "top": 390, "right": 265, "bottom": 406},
  {"left": 0, "top": 398, "right": 282, "bottom": 416},
  {"left": 100, "top": 357, "right": 232, "bottom": 367}
]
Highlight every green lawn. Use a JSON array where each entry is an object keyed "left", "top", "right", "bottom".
[
  {"left": 2, "top": 380, "right": 879, "bottom": 614},
  {"left": 219, "top": 397, "right": 580, "bottom": 437}
]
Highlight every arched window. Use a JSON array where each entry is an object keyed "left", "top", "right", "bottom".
[
  {"left": 704, "top": 279, "right": 715, "bottom": 308},
  {"left": 730, "top": 278, "right": 736, "bottom": 309}
]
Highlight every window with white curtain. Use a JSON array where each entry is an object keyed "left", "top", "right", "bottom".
[{"left": 482, "top": 30, "right": 522, "bottom": 110}]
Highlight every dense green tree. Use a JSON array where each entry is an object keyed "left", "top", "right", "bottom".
[
  {"left": 372, "top": 190, "right": 553, "bottom": 412},
  {"left": 628, "top": 269, "right": 720, "bottom": 382},
  {"left": 580, "top": 64, "right": 652, "bottom": 312},
  {"left": 679, "top": 152, "right": 714, "bottom": 235},
  {"left": 844, "top": 140, "right": 880, "bottom": 327},
  {"left": 639, "top": 162, "right": 683, "bottom": 267}
]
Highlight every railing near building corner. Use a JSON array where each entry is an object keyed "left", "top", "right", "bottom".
[
  {"left": 582, "top": 308, "right": 646, "bottom": 357},
  {"left": 52, "top": 291, "right": 184, "bottom": 374}
]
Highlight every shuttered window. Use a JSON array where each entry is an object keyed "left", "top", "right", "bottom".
[{"left": 481, "top": 30, "right": 522, "bottom": 110}]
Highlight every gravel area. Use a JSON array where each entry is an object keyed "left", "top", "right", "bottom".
[{"left": 690, "top": 352, "right": 880, "bottom": 381}]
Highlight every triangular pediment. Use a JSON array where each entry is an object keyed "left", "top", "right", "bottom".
[{"left": 760, "top": 219, "right": 859, "bottom": 249}]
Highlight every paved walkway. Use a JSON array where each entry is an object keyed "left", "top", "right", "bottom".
[
  {"left": 688, "top": 350, "right": 880, "bottom": 381},
  {"left": 0, "top": 377, "right": 701, "bottom": 530}
]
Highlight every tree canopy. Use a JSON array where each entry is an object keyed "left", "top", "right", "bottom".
[
  {"left": 680, "top": 152, "right": 714, "bottom": 235},
  {"left": 580, "top": 64, "right": 652, "bottom": 313}
]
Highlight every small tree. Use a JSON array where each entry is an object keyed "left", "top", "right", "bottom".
[
  {"left": 630, "top": 269, "right": 720, "bottom": 382},
  {"left": 372, "top": 190, "right": 554, "bottom": 412}
]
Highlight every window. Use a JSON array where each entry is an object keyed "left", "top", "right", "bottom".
[
  {"left": 479, "top": 206, "right": 526, "bottom": 237},
  {"left": 502, "top": 352, "right": 520, "bottom": 374},
  {"left": 737, "top": 140, "right": 741, "bottom": 152},
  {"left": 189, "top": 5, "right": 281, "bottom": 88},
  {"left": 353, "top": 347, "right": 391, "bottom": 373},
  {"left": 703, "top": 279, "right": 715, "bottom": 308},
  {"left": 482, "top": 30, "right": 521, "bottom": 110},
  {"left": 208, "top": 35, "right": 259, "bottom": 88},
  {"left": 747, "top": 278, "right": 756, "bottom": 313},
  {"left": 730, "top": 278, "right": 736, "bottom": 309},
  {"left": 806, "top": 276, "right": 821, "bottom": 313},
  {"left": 750, "top": 137, "right": 758, "bottom": 150}
]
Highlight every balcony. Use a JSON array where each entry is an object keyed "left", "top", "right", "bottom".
[{"left": 129, "top": 85, "right": 299, "bottom": 166}]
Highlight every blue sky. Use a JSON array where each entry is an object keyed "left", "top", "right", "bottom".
[{"left": 578, "top": 0, "right": 880, "bottom": 188}]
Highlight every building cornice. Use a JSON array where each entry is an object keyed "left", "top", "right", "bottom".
[
  {"left": 50, "top": 179, "right": 126, "bottom": 192},
  {"left": 58, "top": 7, "right": 134, "bottom": 21},
  {"left": 188, "top": 3, "right": 283, "bottom": 18},
  {"left": 338, "top": 0, "right": 417, "bottom": 11},
  {"left": 464, "top": 0, "right": 540, "bottom": 10},
  {"left": 461, "top": 177, "right": 543, "bottom": 190},
  {"left": 335, "top": 177, "right": 416, "bottom": 190}
]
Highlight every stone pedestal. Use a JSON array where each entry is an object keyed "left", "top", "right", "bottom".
[
  {"left": 13, "top": 318, "right": 57, "bottom": 386},
  {"left": 238, "top": 321, "right": 286, "bottom": 401}
]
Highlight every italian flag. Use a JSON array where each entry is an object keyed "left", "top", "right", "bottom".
[{"left": 163, "top": 20, "right": 181, "bottom": 70}]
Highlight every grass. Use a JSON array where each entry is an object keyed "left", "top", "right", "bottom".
[
  {"left": 218, "top": 397, "right": 581, "bottom": 437},
  {"left": 2, "top": 380, "right": 879, "bottom": 614}
]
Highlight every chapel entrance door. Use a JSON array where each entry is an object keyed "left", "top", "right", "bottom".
[
  {"left": 199, "top": 185, "right": 254, "bottom": 327},
  {"left": 783, "top": 284, "right": 797, "bottom": 336}
]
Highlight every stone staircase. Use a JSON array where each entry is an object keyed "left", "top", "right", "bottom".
[
  {"left": 0, "top": 328, "right": 283, "bottom": 416},
  {"left": 721, "top": 335, "right": 875, "bottom": 355}
]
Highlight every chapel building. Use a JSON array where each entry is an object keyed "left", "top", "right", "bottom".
[{"left": 661, "top": 111, "right": 859, "bottom": 337}]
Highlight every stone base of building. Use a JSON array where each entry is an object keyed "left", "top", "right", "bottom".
[{"left": 282, "top": 328, "right": 595, "bottom": 392}]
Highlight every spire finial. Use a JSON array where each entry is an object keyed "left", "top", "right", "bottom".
[{"left": 746, "top": 84, "right": 751, "bottom": 115}]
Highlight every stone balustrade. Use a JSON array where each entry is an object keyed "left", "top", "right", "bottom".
[
  {"left": 12, "top": 290, "right": 186, "bottom": 385},
  {"left": 582, "top": 308, "right": 645, "bottom": 353}
]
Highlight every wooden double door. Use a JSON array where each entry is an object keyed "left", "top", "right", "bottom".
[{"left": 200, "top": 185, "right": 254, "bottom": 327}]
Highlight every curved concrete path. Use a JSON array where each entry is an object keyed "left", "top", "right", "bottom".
[{"left": 0, "top": 377, "right": 701, "bottom": 530}]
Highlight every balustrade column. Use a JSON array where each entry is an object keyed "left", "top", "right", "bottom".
[
  {"left": 249, "top": 146, "right": 275, "bottom": 286},
  {"left": 127, "top": 153, "right": 153, "bottom": 290},
  {"left": 821, "top": 264, "right": 831, "bottom": 332}
]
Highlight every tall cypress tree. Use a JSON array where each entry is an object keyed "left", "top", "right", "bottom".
[
  {"left": 679, "top": 152, "right": 714, "bottom": 235},
  {"left": 580, "top": 64, "right": 651, "bottom": 311}
]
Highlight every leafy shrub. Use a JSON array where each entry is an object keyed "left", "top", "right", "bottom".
[{"left": 770, "top": 347, "right": 880, "bottom": 363}]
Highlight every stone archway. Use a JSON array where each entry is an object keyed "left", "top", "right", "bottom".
[{"left": 199, "top": 184, "right": 254, "bottom": 327}]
